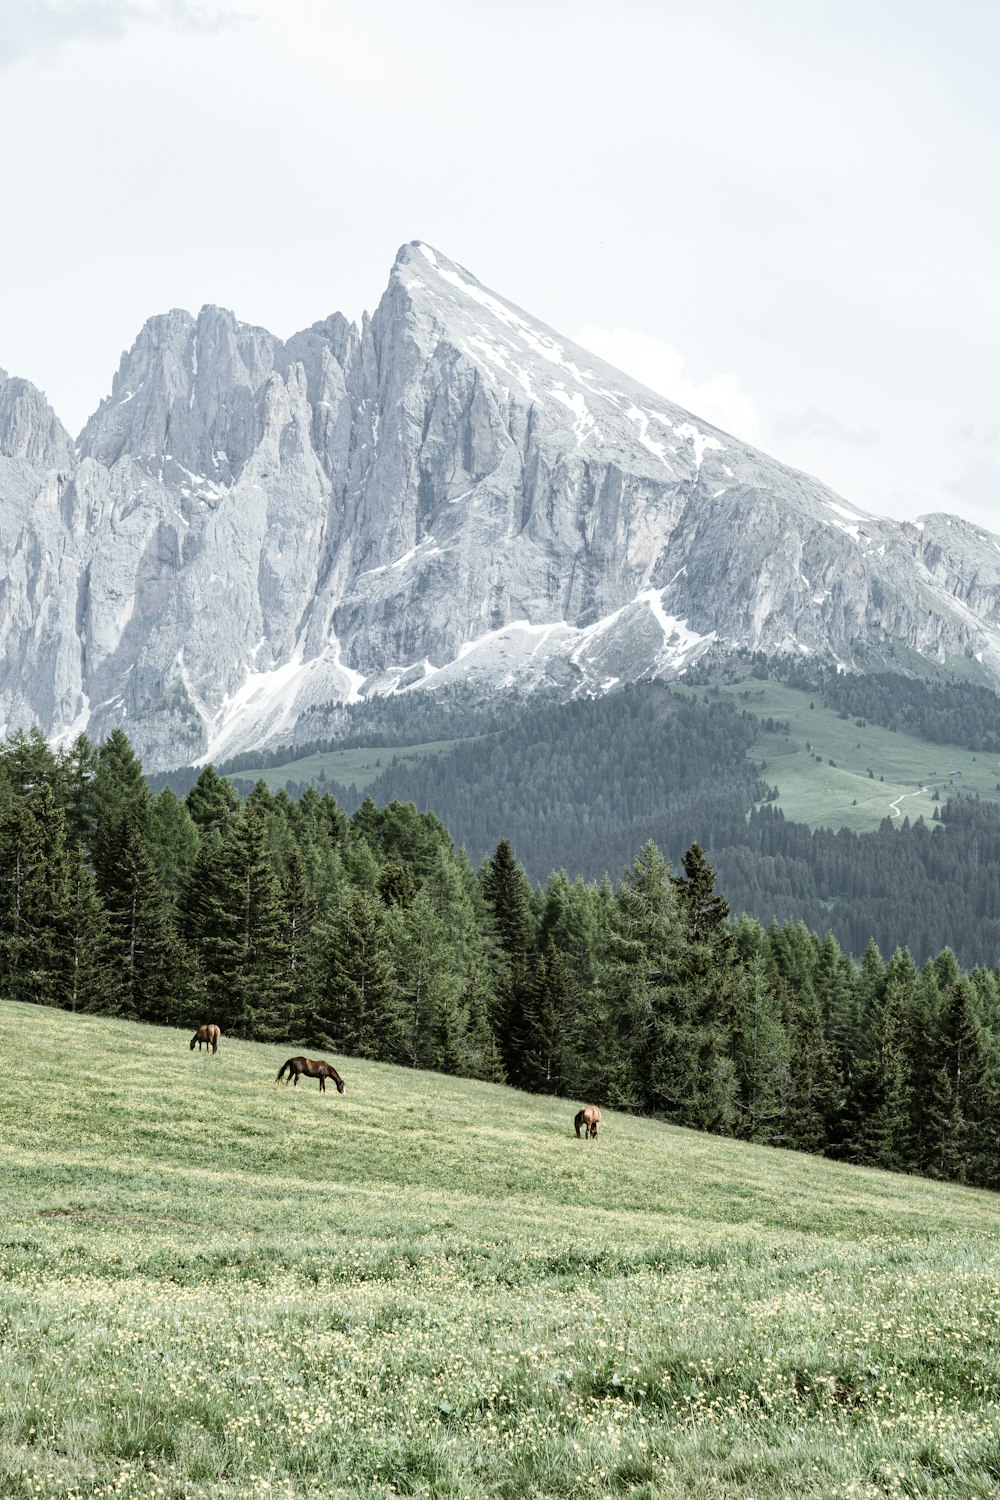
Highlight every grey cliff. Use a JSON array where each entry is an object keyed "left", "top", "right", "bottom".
[{"left": 1, "top": 243, "right": 999, "bottom": 770}]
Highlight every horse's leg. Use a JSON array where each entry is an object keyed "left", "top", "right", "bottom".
[{"left": 319, "top": 1076, "right": 325, "bottom": 1092}]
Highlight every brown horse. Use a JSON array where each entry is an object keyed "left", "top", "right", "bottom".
[
  {"left": 276, "top": 1056, "right": 345, "bottom": 1094},
  {"left": 574, "top": 1105, "right": 602, "bottom": 1139},
  {"left": 190, "top": 1023, "right": 221, "bottom": 1054}
]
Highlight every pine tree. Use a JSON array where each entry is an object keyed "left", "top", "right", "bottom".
[
  {"left": 58, "top": 733, "right": 98, "bottom": 849},
  {"left": 108, "top": 817, "right": 187, "bottom": 1026},
  {"left": 224, "top": 807, "right": 293, "bottom": 1038},
  {"left": 672, "top": 841, "right": 730, "bottom": 943},
  {"left": 388, "top": 888, "right": 457, "bottom": 1069},
  {"left": 315, "top": 889, "right": 399, "bottom": 1060},
  {"left": 482, "top": 839, "right": 537, "bottom": 1082},
  {"left": 91, "top": 729, "right": 151, "bottom": 912},
  {"left": 601, "top": 842, "right": 735, "bottom": 1129},
  {"left": 783, "top": 988, "right": 839, "bottom": 1154},
  {"left": 0, "top": 783, "right": 72, "bottom": 1006},
  {"left": 280, "top": 844, "right": 318, "bottom": 1039},
  {"left": 462, "top": 964, "right": 506, "bottom": 1083},
  {"left": 904, "top": 981, "right": 940, "bottom": 1171},
  {"left": 729, "top": 949, "right": 791, "bottom": 1141},
  {"left": 850, "top": 954, "right": 914, "bottom": 1170},
  {"left": 64, "top": 842, "right": 118, "bottom": 1015},
  {"left": 186, "top": 765, "right": 241, "bottom": 835},
  {"left": 176, "top": 809, "right": 289, "bottom": 1036},
  {"left": 520, "top": 941, "right": 577, "bottom": 1095},
  {"left": 935, "top": 979, "right": 990, "bottom": 1181},
  {"left": 148, "top": 787, "right": 200, "bottom": 902}
]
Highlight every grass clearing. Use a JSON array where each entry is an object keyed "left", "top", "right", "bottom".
[
  {"left": 695, "top": 681, "right": 1000, "bottom": 832},
  {"left": 4, "top": 1003, "right": 1000, "bottom": 1497},
  {"left": 231, "top": 739, "right": 468, "bottom": 794}
]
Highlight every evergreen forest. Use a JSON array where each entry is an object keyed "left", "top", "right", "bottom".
[
  {"left": 250, "top": 681, "right": 1000, "bottom": 968},
  {"left": 4, "top": 722, "right": 1000, "bottom": 1194}
]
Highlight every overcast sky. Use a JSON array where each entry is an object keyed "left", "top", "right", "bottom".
[{"left": 1, "top": 0, "right": 996, "bottom": 528}]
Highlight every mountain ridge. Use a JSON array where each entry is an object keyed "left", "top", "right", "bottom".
[{"left": 2, "top": 240, "right": 1000, "bottom": 770}]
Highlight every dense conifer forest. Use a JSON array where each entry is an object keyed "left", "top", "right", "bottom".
[
  {"left": 244, "top": 681, "right": 1000, "bottom": 968},
  {"left": 774, "top": 663, "right": 1000, "bottom": 751},
  {"left": 4, "top": 723, "right": 1000, "bottom": 1193}
]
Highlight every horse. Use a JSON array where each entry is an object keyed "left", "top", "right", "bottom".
[
  {"left": 574, "top": 1105, "right": 602, "bottom": 1139},
  {"left": 276, "top": 1056, "right": 346, "bottom": 1094},
  {"left": 190, "top": 1023, "right": 221, "bottom": 1054}
]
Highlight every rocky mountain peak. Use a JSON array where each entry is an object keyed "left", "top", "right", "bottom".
[
  {"left": 0, "top": 369, "right": 73, "bottom": 470},
  {"left": 1, "top": 243, "right": 999, "bottom": 771}
]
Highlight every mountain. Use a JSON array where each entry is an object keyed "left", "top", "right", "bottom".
[{"left": 3, "top": 242, "right": 1000, "bottom": 770}]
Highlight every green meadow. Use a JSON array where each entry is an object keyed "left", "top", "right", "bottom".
[
  {"left": 703, "top": 681, "right": 1000, "bottom": 833},
  {"left": 231, "top": 739, "right": 465, "bottom": 795},
  {"left": 4, "top": 1003, "right": 1000, "bottom": 1499}
]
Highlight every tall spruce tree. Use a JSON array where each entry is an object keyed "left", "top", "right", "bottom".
[
  {"left": 108, "top": 817, "right": 187, "bottom": 1025},
  {"left": 482, "top": 839, "right": 537, "bottom": 1083},
  {"left": 730, "top": 949, "right": 791, "bottom": 1141},
  {"left": 64, "top": 841, "right": 118, "bottom": 1015},
  {"left": 315, "top": 889, "right": 399, "bottom": 1060},
  {"left": 0, "top": 783, "right": 72, "bottom": 1007},
  {"left": 850, "top": 950, "right": 916, "bottom": 1170}
]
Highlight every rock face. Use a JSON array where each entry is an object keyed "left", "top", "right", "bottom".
[{"left": 2, "top": 242, "right": 1000, "bottom": 769}]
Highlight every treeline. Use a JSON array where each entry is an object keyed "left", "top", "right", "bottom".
[
  {"left": 3, "top": 725, "right": 1000, "bottom": 1190},
  {"left": 361, "top": 685, "right": 770, "bottom": 878},
  {"left": 777, "top": 663, "right": 1000, "bottom": 753},
  {"left": 714, "top": 797, "right": 1000, "bottom": 969},
  {"left": 315, "top": 683, "right": 1000, "bottom": 967}
]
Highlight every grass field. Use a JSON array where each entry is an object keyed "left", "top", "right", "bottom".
[
  {"left": 5, "top": 1005, "right": 1000, "bottom": 1498},
  {"left": 690, "top": 681, "right": 1000, "bottom": 833},
  {"left": 231, "top": 739, "right": 466, "bottom": 795}
]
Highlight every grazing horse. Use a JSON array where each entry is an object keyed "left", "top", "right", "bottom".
[
  {"left": 574, "top": 1105, "right": 602, "bottom": 1139},
  {"left": 276, "top": 1056, "right": 346, "bottom": 1094},
  {"left": 190, "top": 1023, "right": 221, "bottom": 1054}
]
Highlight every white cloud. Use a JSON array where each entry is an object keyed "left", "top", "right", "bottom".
[
  {"left": 0, "top": 0, "right": 246, "bottom": 70},
  {"left": 573, "top": 324, "right": 760, "bottom": 443},
  {"left": 773, "top": 406, "right": 881, "bottom": 447}
]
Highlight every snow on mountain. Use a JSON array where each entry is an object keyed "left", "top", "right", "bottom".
[{"left": 2, "top": 242, "right": 1000, "bottom": 769}]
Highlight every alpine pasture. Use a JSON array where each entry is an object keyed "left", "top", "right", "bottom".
[{"left": 3, "top": 1004, "right": 1000, "bottom": 1499}]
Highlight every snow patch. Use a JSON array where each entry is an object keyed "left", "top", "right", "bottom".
[
  {"left": 457, "top": 619, "right": 563, "bottom": 661},
  {"left": 825, "top": 500, "right": 862, "bottom": 522},
  {"left": 52, "top": 694, "right": 92, "bottom": 747},
  {"left": 675, "top": 422, "right": 724, "bottom": 468},
  {"left": 823, "top": 501, "right": 861, "bottom": 541},
  {"left": 634, "top": 588, "right": 715, "bottom": 657},
  {"left": 550, "top": 387, "right": 595, "bottom": 443},
  {"left": 624, "top": 405, "right": 673, "bottom": 466},
  {"left": 328, "top": 631, "right": 366, "bottom": 704}
]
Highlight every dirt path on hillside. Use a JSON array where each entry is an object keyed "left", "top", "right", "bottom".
[{"left": 889, "top": 786, "right": 929, "bottom": 818}]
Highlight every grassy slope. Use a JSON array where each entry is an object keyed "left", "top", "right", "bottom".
[
  {"left": 4, "top": 1006, "right": 1000, "bottom": 1499},
  {"left": 697, "top": 681, "right": 1000, "bottom": 833},
  {"left": 232, "top": 739, "right": 467, "bottom": 794}
]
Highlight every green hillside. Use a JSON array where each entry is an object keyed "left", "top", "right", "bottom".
[
  {"left": 229, "top": 737, "right": 468, "bottom": 796},
  {"left": 701, "top": 679, "right": 1000, "bottom": 833},
  {"left": 4, "top": 1006, "right": 1000, "bottom": 1498}
]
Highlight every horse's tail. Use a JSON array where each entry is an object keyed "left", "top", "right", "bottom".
[{"left": 276, "top": 1060, "right": 290, "bottom": 1082}]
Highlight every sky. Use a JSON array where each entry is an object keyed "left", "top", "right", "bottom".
[{"left": 1, "top": 0, "right": 997, "bottom": 529}]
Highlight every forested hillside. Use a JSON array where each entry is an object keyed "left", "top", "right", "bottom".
[
  {"left": 362, "top": 686, "right": 770, "bottom": 876},
  {"left": 777, "top": 663, "right": 1000, "bottom": 751},
  {"left": 3, "top": 724, "right": 1000, "bottom": 1193},
  {"left": 238, "top": 681, "right": 1000, "bottom": 967}
]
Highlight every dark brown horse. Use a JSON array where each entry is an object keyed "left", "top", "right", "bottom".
[
  {"left": 574, "top": 1105, "right": 602, "bottom": 1139},
  {"left": 190, "top": 1023, "right": 221, "bottom": 1054},
  {"left": 276, "top": 1056, "right": 345, "bottom": 1093}
]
